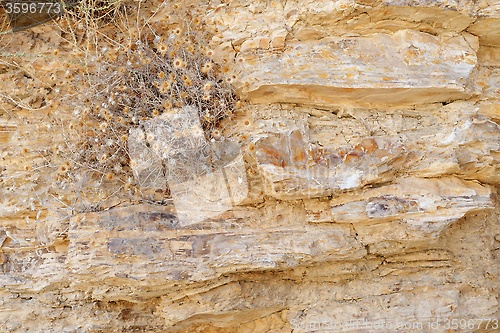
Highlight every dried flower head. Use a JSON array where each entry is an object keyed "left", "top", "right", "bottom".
[
  {"left": 173, "top": 27, "right": 183, "bottom": 36},
  {"left": 157, "top": 43, "right": 168, "bottom": 56},
  {"left": 173, "top": 58, "right": 184, "bottom": 69},
  {"left": 201, "top": 62, "right": 213, "bottom": 74},
  {"left": 243, "top": 118, "right": 252, "bottom": 127},
  {"left": 212, "top": 129, "right": 221, "bottom": 139},
  {"left": 58, "top": 162, "right": 70, "bottom": 174}
]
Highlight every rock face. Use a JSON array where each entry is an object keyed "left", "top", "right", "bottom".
[{"left": 1, "top": 0, "right": 500, "bottom": 332}]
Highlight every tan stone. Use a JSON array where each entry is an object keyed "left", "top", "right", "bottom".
[
  {"left": 249, "top": 102, "right": 500, "bottom": 200},
  {"left": 234, "top": 30, "right": 478, "bottom": 107},
  {"left": 1, "top": 0, "right": 500, "bottom": 332}
]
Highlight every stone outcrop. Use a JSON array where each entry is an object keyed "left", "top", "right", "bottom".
[{"left": 1, "top": 0, "right": 500, "bottom": 332}]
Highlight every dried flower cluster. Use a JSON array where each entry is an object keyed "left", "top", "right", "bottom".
[{"left": 57, "top": 1, "right": 237, "bottom": 205}]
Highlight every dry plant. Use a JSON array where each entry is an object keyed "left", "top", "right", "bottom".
[{"left": 47, "top": 0, "right": 238, "bottom": 211}]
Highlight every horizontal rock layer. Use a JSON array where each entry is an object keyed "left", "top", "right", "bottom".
[
  {"left": 66, "top": 204, "right": 365, "bottom": 297},
  {"left": 247, "top": 102, "right": 500, "bottom": 199},
  {"left": 235, "top": 30, "right": 478, "bottom": 106}
]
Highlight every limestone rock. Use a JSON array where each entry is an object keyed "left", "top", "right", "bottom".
[
  {"left": 235, "top": 30, "right": 478, "bottom": 106},
  {"left": 64, "top": 204, "right": 365, "bottom": 301},
  {"left": 1, "top": 0, "right": 500, "bottom": 332},
  {"left": 250, "top": 102, "right": 500, "bottom": 200}
]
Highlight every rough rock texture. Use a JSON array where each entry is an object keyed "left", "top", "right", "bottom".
[{"left": 1, "top": 0, "right": 500, "bottom": 332}]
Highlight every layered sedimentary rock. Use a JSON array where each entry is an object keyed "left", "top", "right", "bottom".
[
  {"left": 1, "top": 0, "right": 500, "bottom": 332},
  {"left": 246, "top": 102, "right": 500, "bottom": 199},
  {"left": 235, "top": 30, "right": 478, "bottom": 106}
]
